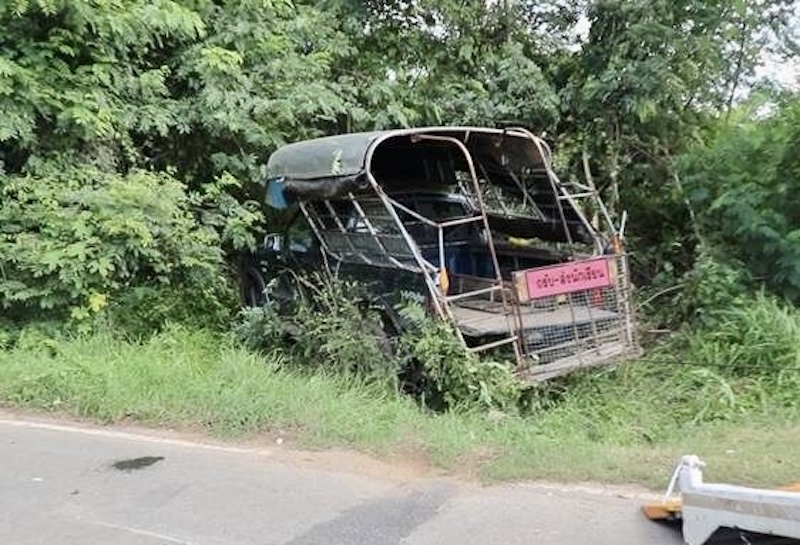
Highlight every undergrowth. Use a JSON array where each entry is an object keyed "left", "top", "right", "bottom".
[
  {"left": 230, "top": 271, "right": 800, "bottom": 424},
  {"left": 1, "top": 322, "right": 799, "bottom": 487},
  {"left": 2, "top": 275, "right": 799, "bottom": 486},
  {"left": 534, "top": 292, "right": 800, "bottom": 442},
  {"left": 232, "top": 273, "right": 522, "bottom": 413}
]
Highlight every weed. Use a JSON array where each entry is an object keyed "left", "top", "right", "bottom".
[
  {"left": 233, "top": 272, "right": 398, "bottom": 386},
  {"left": 1, "top": 324, "right": 800, "bottom": 487},
  {"left": 233, "top": 274, "right": 523, "bottom": 412},
  {"left": 396, "top": 298, "right": 522, "bottom": 413}
]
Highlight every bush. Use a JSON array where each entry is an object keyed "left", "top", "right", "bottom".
[
  {"left": 638, "top": 248, "right": 751, "bottom": 330},
  {"left": 395, "top": 300, "right": 522, "bottom": 413},
  {"left": 234, "top": 273, "right": 396, "bottom": 383},
  {"left": 683, "top": 293, "right": 800, "bottom": 378},
  {"left": 680, "top": 97, "right": 800, "bottom": 303},
  {"left": 233, "top": 275, "right": 522, "bottom": 413},
  {"left": 0, "top": 162, "right": 259, "bottom": 335},
  {"left": 658, "top": 292, "right": 800, "bottom": 421},
  {"left": 516, "top": 290, "right": 800, "bottom": 446},
  {"left": 681, "top": 250, "right": 750, "bottom": 326}
]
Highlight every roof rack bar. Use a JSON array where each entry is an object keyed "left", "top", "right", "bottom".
[
  {"left": 438, "top": 215, "right": 485, "bottom": 228},
  {"left": 558, "top": 192, "right": 594, "bottom": 199},
  {"left": 386, "top": 197, "right": 484, "bottom": 230},
  {"left": 385, "top": 198, "right": 439, "bottom": 227},
  {"left": 445, "top": 285, "right": 503, "bottom": 302}
]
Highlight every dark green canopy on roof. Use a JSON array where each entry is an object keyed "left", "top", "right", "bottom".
[
  {"left": 265, "top": 127, "right": 542, "bottom": 182},
  {"left": 264, "top": 127, "right": 552, "bottom": 203},
  {"left": 266, "top": 130, "right": 389, "bottom": 181}
]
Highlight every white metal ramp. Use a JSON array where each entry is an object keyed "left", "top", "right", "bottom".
[{"left": 644, "top": 455, "right": 800, "bottom": 545}]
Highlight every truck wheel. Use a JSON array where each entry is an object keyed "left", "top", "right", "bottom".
[{"left": 241, "top": 266, "right": 267, "bottom": 307}]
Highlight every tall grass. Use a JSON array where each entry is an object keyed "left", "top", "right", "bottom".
[
  {"left": 1, "top": 293, "right": 799, "bottom": 487},
  {"left": 0, "top": 327, "right": 423, "bottom": 446},
  {"left": 529, "top": 294, "right": 800, "bottom": 445}
]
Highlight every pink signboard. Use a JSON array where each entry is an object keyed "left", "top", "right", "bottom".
[{"left": 521, "top": 257, "right": 613, "bottom": 300}]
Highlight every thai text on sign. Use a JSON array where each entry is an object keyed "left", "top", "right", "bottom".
[{"left": 521, "top": 257, "right": 614, "bottom": 299}]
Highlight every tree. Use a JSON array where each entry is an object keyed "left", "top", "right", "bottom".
[
  {"left": 0, "top": 0, "right": 205, "bottom": 172},
  {"left": 162, "top": 0, "right": 353, "bottom": 184},
  {"left": 558, "top": 0, "right": 798, "bottom": 286},
  {"left": 2, "top": 0, "right": 798, "bottom": 331},
  {"left": 323, "top": 0, "right": 561, "bottom": 131},
  {"left": 681, "top": 95, "right": 800, "bottom": 303},
  {"left": 0, "top": 1, "right": 305, "bottom": 325}
]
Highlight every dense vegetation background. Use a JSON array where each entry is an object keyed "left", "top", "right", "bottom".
[{"left": 1, "top": 0, "right": 799, "bottom": 416}]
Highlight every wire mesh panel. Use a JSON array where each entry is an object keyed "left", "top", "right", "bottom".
[
  {"left": 302, "top": 198, "right": 420, "bottom": 269},
  {"left": 511, "top": 254, "right": 637, "bottom": 380}
]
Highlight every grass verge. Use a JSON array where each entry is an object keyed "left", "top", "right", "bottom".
[{"left": 1, "top": 326, "right": 799, "bottom": 489}]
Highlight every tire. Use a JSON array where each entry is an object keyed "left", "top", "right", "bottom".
[{"left": 240, "top": 266, "right": 267, "bottom": 307}]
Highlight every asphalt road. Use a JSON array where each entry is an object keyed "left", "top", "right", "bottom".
[{"left": 0, "top": 414, "right": 684, "bottom": 545}]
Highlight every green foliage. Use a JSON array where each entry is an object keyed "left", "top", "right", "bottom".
[
  {"left": 174, "top": 0, "right": 352, "bottom": 180},
  {"left": 0, "top": 165, "right": 210, "bottom": 312},
  {"left": 641, "top": 249, "right": 751, "bottom": 328},
  {"left": 683, "top": 293, "right": 800, "bottom": 380},
  {"left": 0, "top": 0, "right": 205, "bottom": 155},
  {"left": 557, "top": 0, "right": 798, "bottom": 295},
  {"left": 680, "top": 96, "right": 800, "bottom": 303},
  {"left": 292, "top": 279, "right": 395, "bottom": 382},
  {"left": 236, "top": 273, "right": 394, "bottom": 374},
  {"left": 3, "top": 0, "right": 798, "bottom": 335},
  {"left": 0, "top": 317, "right": 63, "bottom": 352},
  {"left": 330, "top": 0, "right": 560, "bottom": 131},
  {"left": 3, "top": 323, "right": 800, "bottom": 487},
  {"left": 233, "top": 275, "right": 522, "bottom": 412},
  {"left": 1, "top": 0, "right": 799, "bottom": 423},
  {"left": 0, "top": 0, "right": 278, "bottom": 335},
  {"left": 680, "top": 251, "right": 750, "bottom": 325},
  {"left": 0, "top": 162, "right": 257, "bottom": 332},
  {"left": 107, "top": 282, "right": 237, "bottom": 338},
  {"left": 652, "top": 295, "right": 800, "bottom": 421},
  {"left": 396, "top": 300, "right": 522, "bottom": 413},
  {"left": 234, "top": 273, "right": 396, "bottom": 383},
  {"left": 522, "top": 293, "right": 800, "bottom": 447}
]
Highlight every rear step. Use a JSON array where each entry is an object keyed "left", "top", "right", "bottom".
[
  {"left": 519, "top": 341, "right": 634, "bottom": 382},
  {"left": 466, "top": 335, "right": 519, "bottom": 353}
]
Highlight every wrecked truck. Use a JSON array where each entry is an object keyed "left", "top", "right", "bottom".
[{"left": 242, "top": 127, "right": 637, "bottom": 381}]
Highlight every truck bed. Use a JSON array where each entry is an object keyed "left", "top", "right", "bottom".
[{"left": 451, "top": 300, "right": 618, "bottom": 338}]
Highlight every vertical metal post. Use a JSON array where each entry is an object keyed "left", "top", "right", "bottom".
[{"left": 415, "top": 134, "right": 524, "bottom": 363}]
